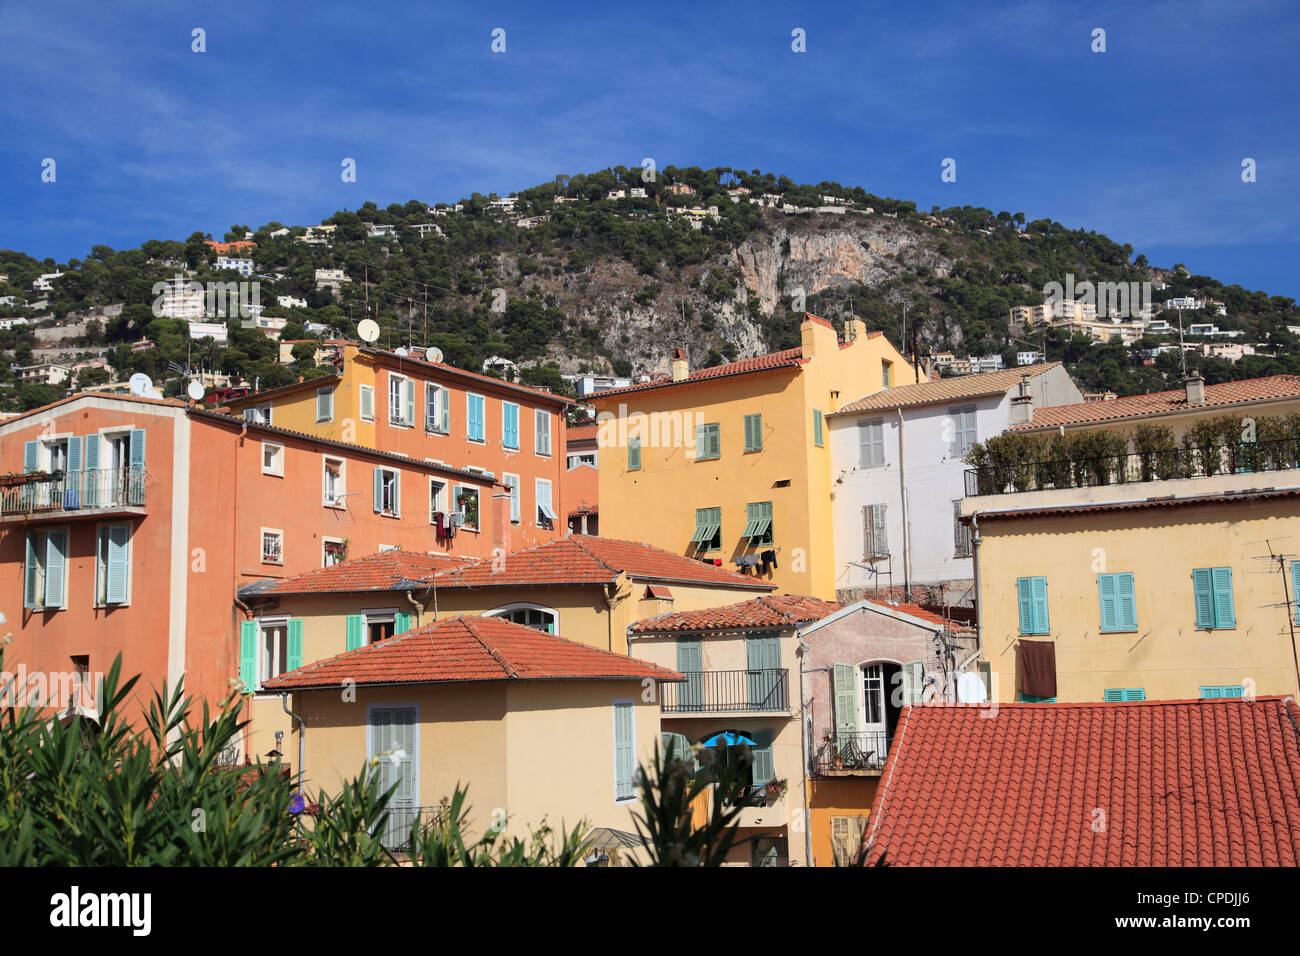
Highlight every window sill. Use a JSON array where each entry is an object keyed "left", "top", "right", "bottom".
[
  {"left": 323, "top": 501, "right": 346, "bottom": 510},
  {"left": 262, "top": 559, "right": 284, "bottom": 566},
  {"left": 1099, "top": 627, "right": 1138, "bottom": 634},
  {"left": 94, "top": 601, "right": 130, "bottom": 609},
  {"left": 378, "top": 511, "right": 401, "bottom": 520},
  {"left": 262, "top": 470, "right": 284, "bottom": 478}
]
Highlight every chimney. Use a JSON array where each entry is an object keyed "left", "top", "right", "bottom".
[
  {"left": 1185, "top": 372, "right": 1205, "bottom": 406},
  {"left": 671, "top": 348, "right": 689, "bottom": 382},
  {"left": 1009, "top": 374, "right": 1034, "bottom": 424}
]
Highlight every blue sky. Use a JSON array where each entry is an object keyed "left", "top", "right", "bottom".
[{"left": 2, "top": 0, "right": 1297, "bottom": 297}]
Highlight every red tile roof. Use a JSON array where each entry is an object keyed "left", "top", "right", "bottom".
[
  {"left": 245, "top": 549, "right": 473, "bottom": 597},
  {"left": 432, "top": 535, "right": 775, "bottom": 592},
  {"left": 590, "top": 348, "right": 806, "bottom": 400},
  {"left": 863, "top": 697, "right": 1300, "bottom": 867},
  {"left": 860, "top": 599, "right": 950, "bottom": 628},
  {"left": 263, "top": 614, "right": 682, "bottom": 689},
  {"left": 833, "top": 364, "right": 1060, "bottom": 415},
  {"left": 630, "top": 594, "right": 842, "bottom": 633},
  {"left": 1009, "top": 374, "right": 1300, "bottom": 432},
  {"left": 644, "top": 585, "right": 673, "bottom": 600}
]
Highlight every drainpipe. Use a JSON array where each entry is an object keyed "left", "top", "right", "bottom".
[
  {"left": 404, "top": 588, "right": 422, "bottom": 625},
  {"left": 281, "top": 693, "right": 305, "bottom": 794},
  {"left": 602, "top": 582, "right": 617, "bottom": 652},
  {"left": 796, "top": 631, "right": 813, "bottom": 867},
  {"left": 970, "top": 510, "right": 984, "bottom": 666},
  {"left": 896, "top": 408, "right": 911, "bottom": 602}
]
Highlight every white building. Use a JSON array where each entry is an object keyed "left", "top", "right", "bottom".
[
  {"left": 314, "top": 269, "right": 350, "bottom": 291},
  {"left": 482, "top": 355, "right": 519, "bottom": 377},
  {"left": 32, "top": 272, "right": 64, "bottom": 292},
  {"left": 18, "top": 363, "right": 72, "bottom": 386},
  {"left": 487, "top": 196, "right": 518, "bottom": 211},
  {"left": 410, "top": 223, "right": 443, "bottom": 238},
  {"left": 826, "top": 364, "right": 1082, "bottom": 606},
  {"left": 568, "top": 374, "right": 633, "bottom": 398},
  {"left": 971, "top": 355, "right": 1005, "bottom": 373},
  {"left": 188, "top": 321, "right": 229, "bottom": 345},
  {"left": 367, "top": 224, "right": 397, "bottom": 238},
  {"left": 277, "top": 295, "right": 308, "bottom": 309},
  {"left": 1016, "top": 350, "right": 1044, "bottom": 366},
  {"left": 268, "top": 228, "right": 290, "bottom": 238},
  {"left": 0, "top": 317, "right": 29, "bottom": 330},
  {"left": 215, "top": 257, "right": 254, "bottom": 276}
]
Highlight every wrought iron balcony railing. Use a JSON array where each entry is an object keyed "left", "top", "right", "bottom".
[
  {"left": 376, "top": 804, "right": 449, "bottom": 851},
  {"left": 660, "top": 668, "right": 790, "bottom": 713},
  {"left": 813, "top": 730, "right": 891, "bottom": 775},
  {"left": 0, "top": 467, "right": 146, "bottom": 517}
]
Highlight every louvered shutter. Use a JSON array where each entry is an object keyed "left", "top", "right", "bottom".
[
  {"left": 239, "top": 621, "right": 258, "bottom": 691},
  {"left": 1293, "top": 562, "right": 1300, "bottom": 625},
  {"left": 404, "top": 380, "right": 415, "bottom": 426},
  {"left": 872, "top": 504, "right": 888, "bottom": 557},
  {"left": 709, "top": 423, "right": 720, "bottom": 459},
  {"left": 105, "top": 525, "right": 130, "bottom": 603},
  {"left": 1192, "top": 568, "right": 1214, "bottom": 628},
  {"left": 360, "top": 386, "right": 374, "bottom": 421},
  {"left": 676, "top": 639, "right": 703, "bottom": 709},
  {"left": 346, "top": 614, "right": 364, "bottom": 651},
  {"left": 440, "top": 387, "right": 450, "bottom": 433},
  {"left": 43, "top": 531, "right": 66, "bottom": 608},
  {"left": 744, "top": 413, "right": 762, "bottom": 452},
  {"left": 1098, "top": 574, "right": 1118, "bottom": 631},
  {"left": 1017, "top": 578, "right": 1034, "bottom": 634},
  {"left": 394, "top": 611, "right": 411, "bottom": 635},
  {"left": 751, "top": 729, "right": 775, "bottom": 787},
  {"left": 813, "top": 409, "right": 824, "bottom": 446},
  {"left": 317, "top": 388, "right": 331, "bottom": 422},
  {"left": 286, "top": 619, "right": 303, "bottom": 671},
  {"left": 1117, "top": 573, "right": 1137, "bottom": 629},
  {"left": 901, "top": 660, "right": 924, "bottom": 705},
  {"left": 628, "top": 438, "right": 641, "bottom": 471},
  {"left": 746, "top": 634, "right": 781, "bottom": 708},
  {"left": 425, "top": 384, "right": 437, "bottom": 431},
  {"left": 1031, "top": 577, "right": 1049, "bottom": 633},
  {"left": 23, "top": 441, "right": 38, "bottom": 473},
  {"left": 1211, "top": 567, "right": 1235, "bottom": 629},
  {"left": 373, "top": 468, "right": 382, "bottom": 512},
  {"left": 695, "top": 423, "right": 707, "bottom": 458},
  {"left": 128, "top": 429, "right": 146, "bottom": 504},
  {"left": 535, "top": 409, "right": 551, "bottom": 455},
  {"left": 67, "top": 436, "right": 82, "bottom": 504},
  {"left": 613, "top": 702, "right": 635, "bottom": 800},
  {"left": 84, "top": 435, "right": 100, "bottom": 506},
  {"left": 833, "top": 664, "right": 859, "bottom": 736},
  {"left": 23, "top": 533, "right": 40, "bottom": 608}
]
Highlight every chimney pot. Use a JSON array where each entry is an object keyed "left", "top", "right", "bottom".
[
  {"left": 1185, "top": 372, "right": 1205, "bottom": 406},
  {"left": 671, "top": 349, "right": 689, "bottom": 382}
]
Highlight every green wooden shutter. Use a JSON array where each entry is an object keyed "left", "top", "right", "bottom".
[
  {"left": 127, "top": 429, "right": 145, "bottom": 504},
  {"left": 105, "top": 525, "right": 130, "bottom": 603},
  {"left": 67, "top": 436, "right": 83, "bottom": 503},
  {"left": 1292, "top": 562, "right": 1300, "bottom": 625},
  {"left": 1098, "top": 574, "right": 1118, "bottom": 631},
  {"left": 901, "top": 660, "right": 924, "bottom": 705},
  {"left": 1104, "top": 688, "right": 1145, "bottom": 702},
  {"left": 23, "top": 441, "right": 38, "bottom": 473},
  {"left": 1192, "top": 568, "right": 1214, "bottom": 629},
  {"left": 239, "top": 621, "right": 258, "bottom": 691},
  {"left": 707, "top": 423, "right": 720, "bottom": 459},
  {"left": 628, "top": 437, "right": 641, "bottom": 471},
  {"left": 1017, "top": 578, "right": 1034, "bottom": 634},
  {"left": 676, "top": 639, "right": 702, "bottom": 709},
  {"left": 346, "top": 614, "right": 364, "bottom": 651},
  {"left": 440, "top": 387, "right": 450, "bottom": 433},
  {"left": 813, "top": 409, "right": 824, "bottom": 446},
  {"left": 695, "top": 423, "right": 706, "bottom": 458},
  {"left": 1031, "top": 577, "right": 1049, "bottom": 634},
  {"left": 1117, "top": 573, "right": 1137, "bottom": 629},
  {"left": 751, "top": 729, "right": 775, "bottom": 786},
  {"left": 405, "top": 380, "right": 415, "bottom": 426},
  {"left": 833, "top": 664, "right": 859, "bottom": 736},
  {"left": 372, "top": 468, "right": 382, "bottom": 512},
  {"left": 392, "top": 472, "right": 400, "bottom": 516},
  {"left": 23, "top": 533, "right": 40, "bottom": 608},
  {"left": 286, "top": 619, "right": 303, "bottom": 671},
  {"left": 394, "top": 611, "right": 411, "bottom": 635},
  {"left": 1211, "top": 567, "right": 1235, "bottom": 629},
  {"left": 44, "top": 530, "right": 66, "bottom": 608},
  {"left": 613, "top": 701, "right": 635, "bottom": 800},
  {"left": 84, "top": 435, "right": 100, "bottom": 506},
  {"left": 747, "top": 634, "right": 781, "bottom": 708},
  {"left": 360, "top": 386, "right": 373, "bottom": 421},
  {"left": 744, "top": 413, "right": 762, "bottom": 452}
]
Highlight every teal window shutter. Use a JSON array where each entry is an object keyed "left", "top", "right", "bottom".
[
  {"left": 1201, "top": 685, "right": 1244, "bottom": 699},
  {"left": 1104, "top": 688, "right": 1145, "bottom": 701},
  {"left": 1098, "top": 574, "right": 1117, "bottom": 631},
  {"left": 84, "top": 435, "right": 100, "bottom": 506},
  {"left": 1192, "top": 568, "right": 1214, "bottom": 628},
  {"left": 707, "top": 423, "right": 720, "bottom": 459},
  {"left": 468, "top": 395, "right": 484, "bottom": 440},
  {"left": 628, "top": 437, "right": 641, "bottom": 471},
  {"left": 1099, "top": 573, "right": 1135, "bottom": 631},
  {"left": 1117, "top": 572, "right": 1137, "bottom": 629},
  {"left": 1016, "top": 578, "right": 1033, "bottom": 634},
  {"left": 373, "top": 467, "right": 382, "bottom": 512},
  {"left": 1031, "top": 577, "right": 1049, "bottom": 634},
  {"left": 105, "top": 525, "right": 130, "bottom": 603},
  {"left": 23, "top": 533, "right": 40, "bottom": 608},
  {"left": 23, "top": 441, "right": 38, "bottom": 473},
  {"left": 44, "top": 530, "right": 66, "bottom": 608},
  {"left": 128, "top": 429, "right": 146, "bottom": 505},
  {"left": 751, "top": 729, "right": 775, "bottom": 786},
  {"left": 239, "top": 621, "right": 258, "bottom": 691},
  {"left": 503, "top": 403, "right": 519, "bottom": 448},
  {"left": 286, "top": 619, "right": 303, "bottom": 671},
  {"left": 1293, "top": 562, "right": 1300, "bottom": 625},
  {"left": 676, "top": 639, "right": 703, "bottom": 708},
  {"left": 440, "top": 387, "right": 451, "bottom": 433},
  {"left": 1211, "top": 567, "right": 1235, "bottom": 629},
  {"left": 346, "top": 614, "right": 364, "bottom": 651},
  {"left": 833, "top": 664, "right": 860, "bottom": 736},
  {"left": 67, "top": 436, "right": 83, "bottom": 501},
  {"left": 744, "top": 413, "right": 763, "bottom": 452},
  {"left": 392, "top": 471, "right": 400, "bottom": 516},
  {"left": 394, "top": 611, "right": 411, "bottom": 635},
  {"left": 814, "top": 409, "right": 824, "bottom": 447},
  {"left": 405, "top": 380, "right": 415, "bottom": 426},
  {"left": 129, "top": 428, "right": 146, "bottom": 471},
  {"left": 1018, "top": 692, "right": 1056, "bottom": 703}
]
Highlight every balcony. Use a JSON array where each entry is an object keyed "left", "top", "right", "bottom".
[
  {"left": 0, "top": 468, "right": 147, "bottom": 520},
  {"left": 812, "top": 730, "right": 891, "bottom": 776},
  {"left": 377, "top": 804, "right": 449, "bottom": 852},
  {"left": 660, "top": 669, "right": 790, "bottom": 715}
]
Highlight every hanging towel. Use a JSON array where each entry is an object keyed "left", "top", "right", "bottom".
[
  {"left": 1016, "top": 639, "right": 1057, "bottom": 699},
  {"left": 736, "top": 555, "right": 762, "bottom": 567}
]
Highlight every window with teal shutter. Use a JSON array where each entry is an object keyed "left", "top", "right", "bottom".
[
  {"left": 743, "top": 413, "right": 763, "bottom": 452},
  {"left": 239, "top": 621, "right": 258, "bottom": 691},
  {"left": 467, "top": 394, "right": 485, "bottom": 442},
  {"left": 1018, "top": 692, "right": 1056, "bottom": 703},
  {"left": 695, "top": 422, "right": 720, "bottom": 460},
  {"left": 628, "top": 437, "right": 641, "bottom": 471},
  {"left": 751, "top": 729, "right": 775, "bottom": 787},
  {"left": 440, "top": 387, "right": 451, "bottom": 433},
  {"left": 23, "top": 533, "right": 40, "bottom": 608},
  {"left": 394, "top": 611, "right": 411, "bottom": 635},
  {"left": 345, "top": 614, "right": 364, "bottom": 651},
  {"left": 1200, "top": 685, "right": 1245, "bottom": 699},
  {"left": 286, "top": 619, "right": 303, "bottom": 672},
  {"left": 1017, "top": 577, "right": 1049, "bottom": 634},
  {"left": 691, "top": 507, "right": 721, "bottom": 551},
  {"left": 502, "top": 402, "right": 519, "bottom": 449},
  {"left": 813, "top": 409, "right": 824, "bottom": 447},
  {"left": 1104, "top": 688, "right": 1145, "bottom": 701},
  {"left": 676, "top": 639, "right": 703, "bottom": 709},
  {"left": 84, "top": 435, "right": 100, "bottom": 506},
  {"left": 1193, "top": 567, "right": 1235, "bottom": 629},
  {"left": 104, "top": 525, "right": 130, "bottom": 604},
  {"left": 741, "top": 501, "right": 773, "bottom": 545},
  {"left": 23, "top": 440, "right": 38, "bottom": 473},
  {"left": 1098, "top": 573, "right": 1137, "bottom": 631},
  {"left": 832, "top": 664, "right": 860, "bottom": 737},
  {"left": 67, "top": 436, "right": 82, "bottom": 504}
]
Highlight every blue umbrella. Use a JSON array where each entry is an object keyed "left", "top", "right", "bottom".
[{"left": 701, "top": 731, "right": 757, "bottom": 747}]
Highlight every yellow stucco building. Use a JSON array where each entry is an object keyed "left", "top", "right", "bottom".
[{"left": 590, "top": 315, "right": 919, "bottom": 600}]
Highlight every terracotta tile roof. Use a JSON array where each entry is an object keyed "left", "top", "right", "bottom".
[
  {"left": 630, "top": 594, "right": 842, "bottom": 633},
  {"left": 567, "top": 422, "right": 598, "bottom": 440},
  {"left": 969, "top": 487, "right": 1300, "bottom": 522},
  {"left": 864, "top": 697, "right": 1300, "bottom": 867},
  {"left": 860, "top": 599, "right": 950, "bottom": 628},
  {"left": 590, "top": 348, "right": 806, "bottom": 400},
  {"left": 358, "top": 347, "right": 573, "bottom": 408},
  {"left": 644, "top": 585, "right": 673, "bottom": 599},
  {"left": 1008, "top": 374, "right": 1300, "bottom": 432},
  {"left": 832, "top": 364, "right": 1060, "bottom": 415},
  {"left": 243, "top": 549, "right": 474, "bottom": 597},
  {"left": 263, "top": 614, "right": 682, "bottom": 689},
  {"left": 432, "top": 535, "right": 775, "bottom": 591}
]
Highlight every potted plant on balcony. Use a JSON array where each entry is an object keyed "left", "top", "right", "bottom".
[{"left": 764, "top": 778, "right": 787, "bottom": 799}]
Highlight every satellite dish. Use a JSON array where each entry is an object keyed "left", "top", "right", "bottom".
[
  {"left": 394, "top": 346, "right": 408, "bottom": 357},
  {"left": 956, "top": 672, "right": 988, "bottom": 704},
  {"left": 357, "top": 318, "right": 380, "bottom": 343},
  {"left": 187, "top": 381, "right": 205, "bottom": 401},
  {"left": 128, "top": 373, "right": 153, "bottom": 397},
  {"left": 426, "top": 347, "right": 444, "bottom": 364}
]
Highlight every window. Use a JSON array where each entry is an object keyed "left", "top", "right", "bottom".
[
  {"left": 429, "top": 478, "right": 447, "bottom": 521},
  {"left": 1104, "top": 688, "right": 1146, "bottom": 701},
  {"left": 492, "top": 605, "right": 557, "bottom": 633},
  {"left": 502, "top": 473, "right": 520, "bottom": 523},
  {"left": 261, "top": 528, "right": 283, "bottom": 565},
  {"left": 536, "top": 478, "right": 556, "bottom": 528},
  {"left": 260, "top": 442, "right": 283, "bottom": 476},
  {"left": 1098, "top": 572, "right": 1137, "bottom": 632},
  {"left": 316, "top": 387, "right": 334, "bottom": 423},
  {"left": 694, "top": 422, "right": 720, "bottom": 461},
  {"left": 1200, "top": 685, "right": 1246, "bottom": 699},
  {"left": 365, "top": 611, "right": 395, "bottom": 644},
  {"left": 691, "top": 507, "right": 721, "bottom": 552},
  {"left": 323, "top": 456, "right": 345, "bottom": 507},
  {"left": 323, "top": 538, "right": 346, "bottom": 567},
  {"left": 831, "top": 816, "right": 869, "bottom": 866},
  {"left": 373, "top": 467, "right": 400, "bottom": 516},
  {"left": 1192, "top": 567, "right": 1235, "bottom": 630},
  {"left": 568, "top": 452, "right": 596, "bottom": 469},
  {"left": 947, "top": 405, "right": 977, "bottom": 457},
  {"left": 425, "top": 384, "right": 450, "bottom": 434},
  {"left": 239, "top": 618, "right": 302, "bottom": 691},
  {"left": 534, "top": 409, "right": 552, "bottom": 456},
  {"left": 359, "top": 385, "right": 374, "bottom": 423},
  {"left": 628, "top": 436, "right": 641, "bottom": 471},
  {"left": 243, "top": 405, "right": 272, "bottom": 425},
  {"left": 953, "top": 501, "right": 972, "bottom": 557},
  {"left": 70, "top": 655, "right": 91, "bottom": 710},
  {"left": 47, "top": 439, "right": 68, "bottom": 473},
  {"left": 858, "top": 418, "right": 884, "bottom": 468},
  {"left": 388, "top": 373, "right": 414, "bottom": 426},
  {"left": 502, "top": 402, "right": 519, "bottom": 449},
  {"left": 1018, "top": 692, "right": 1056, "bottom": 703},
  {"left": 95, "top": 524, "right": 131, "bottom": 605},
  {"left": 742, "top": 501, "right": 774, "bottom": 546},
  {"left": 862, "top": 504, "right": 888, "bottom": 559},
  {"left": 467, "top": 393, "right": 486, "bottom": 442},
  {"left": 455, "top": 485, "right": 480, "bottom": 531},
  {"left": 23, "top": 529, "right": 67, "bottom": 610},
  {"left": 813, "top": 409, "right": 824, "bottom": 447},
  {"left": 613, "top": 700, "right": 635, "bottom": 802},
  {"left": 676, "top": 639, "right": 703, "bottom": 708},
  {"left": 1016, "top": 576, "right": 1050, "bottom": 635},
  {"left": 743, "top": 413, "right": 763, "bottom": 452},
  {"left": 881, "top": 360, "right": 893, "bottom": 388}
]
